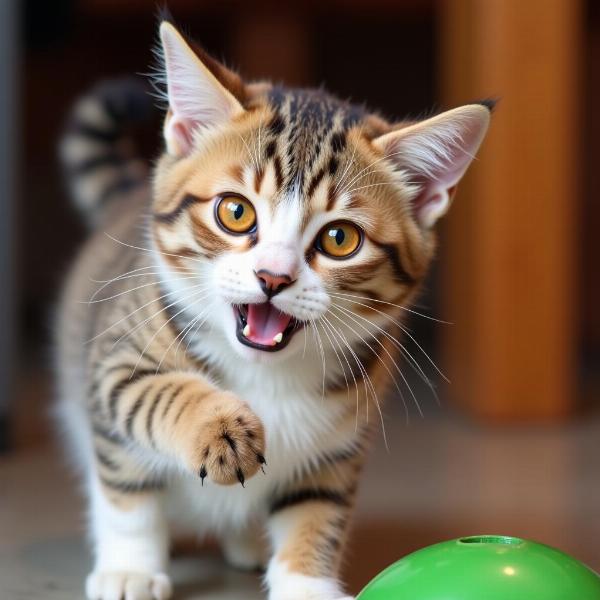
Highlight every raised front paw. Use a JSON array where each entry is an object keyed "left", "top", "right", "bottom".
[
  {"left": 86, "top": 570, "right": 172, "bottom": 600},
  {"left": 183, "top": 391, "right": 266, "bottom": 486}
]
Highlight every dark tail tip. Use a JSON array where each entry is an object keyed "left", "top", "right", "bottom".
[
  {"left": 476, "top": 98, "right": 499, "bottom": 112},
  {"left": 156, "top": 4, "right": 176, "bottom": 27},
  {"left": 92, "top": 77, "right": 154, "bottom": 125}
]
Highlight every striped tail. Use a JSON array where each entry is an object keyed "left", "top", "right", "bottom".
[{"left": 60, "top": 78, "right": 154, "bottom": 227}]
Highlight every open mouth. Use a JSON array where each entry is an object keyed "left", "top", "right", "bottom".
[{"left": 234, "top": 303, "right": 303, "bottom": 352}]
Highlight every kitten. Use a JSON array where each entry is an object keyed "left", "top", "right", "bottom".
[{"left": 56, "top": 20, "right": 491, "bottom": 600}]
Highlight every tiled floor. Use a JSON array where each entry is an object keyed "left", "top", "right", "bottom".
[{"left": 2, "top": 399, "right": 600, "bottom": 599}]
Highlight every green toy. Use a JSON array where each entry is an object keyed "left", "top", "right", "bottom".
[{"left": 357, "top": 535, "right": 600, "bottom": 600}]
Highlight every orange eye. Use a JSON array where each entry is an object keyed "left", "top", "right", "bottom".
[
  {"left": 215, "top": 195, "right": 257, "bottom": 234},
  {"left": 317, "top": 221, "right": 362, "bottom": 258}
]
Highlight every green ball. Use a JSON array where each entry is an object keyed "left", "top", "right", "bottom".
[{"left": 357, "top": 535, "right": 600, "bottom": 600}]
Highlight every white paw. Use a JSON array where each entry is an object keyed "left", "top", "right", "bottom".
[
  {"left": 270, "top": 592, "right": 354, "bottom": 600},
  {"left": 86, "top": 571, "right": 172, "bottom": 600},
  {"left": 267, "top": 560, "right": 353, "bottom": 600}
]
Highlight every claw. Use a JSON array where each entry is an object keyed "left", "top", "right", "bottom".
[
  {"left": 237, "top": 468, "right": 245, "bottom": 487},
  {"left": 257, "top": 454, "right": 267, "bottom": 466},
  {"left": 199, "top": 465, "right": 207, "bottom": 486}
]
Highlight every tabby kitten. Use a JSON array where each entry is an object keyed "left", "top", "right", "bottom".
[{"left": 57, "top": 20, "right": 491, "bottom": 600}]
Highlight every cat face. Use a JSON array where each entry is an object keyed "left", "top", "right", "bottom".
[{"left": 151, "top": 23, "right": 490, "bottom": 364}]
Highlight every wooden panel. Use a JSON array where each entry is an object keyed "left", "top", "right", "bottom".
[
  {"left": 439, "top": 0, "right": 581, "bottom": 421},
  {"left": 230, "top": 10, "right": 312, "bottom": 86}
]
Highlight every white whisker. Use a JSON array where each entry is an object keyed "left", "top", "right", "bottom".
[
  {"left": 86, "top": 282, "right": 207, "bottom": 345},
  {"left": 333, "top": 122, "right": 365, "bottom": 195},
  {"left": 316, "top": 319, "right": 350, "bottom": 402},
  {"left": 104, "top": 233, "right": 207, "bottom": 265},
  {"left": 309, "top": 318, "right": 327, "bottom": 400},
  {"left": 84, "top": 275, "right": 202, "bottom": 305},
  {"left": 130, "top": 288, "right": 213, "bottom": 376},
  {"left": 320, "top": 315, "right": 362, "bottom": 431},
  {"left": 88, "top": 265, "right": 194, "bottom": 302},
  {"left": 331, "top": 303, "right": 423, "bottom": 419},
  {"left": 326, "top": 314, "right": 385, "bottom": 441},
  {"left": 157, "top": 301, "right": 214, "bottom": 373},
  {"left": 330, "top": 290, "right": 451, "bottom": 324}
]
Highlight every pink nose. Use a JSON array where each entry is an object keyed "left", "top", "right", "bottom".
[{"left": 254, "top": 269, "right": 295, "bottom": 299}]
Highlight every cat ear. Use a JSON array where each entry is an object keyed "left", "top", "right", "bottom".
[
  {"left": 158, "top": 22, "right": 245, "bottom": 156},
  {"left": 371, "top": 104, "right": 492, "bottom": 228}
]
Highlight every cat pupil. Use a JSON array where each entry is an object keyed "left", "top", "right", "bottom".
[
  {"left": 334, "top": 229, "right": 345, "bottom": 245},
  {"left": 232, "top": 203, "right": 243, "bottom": 220}
]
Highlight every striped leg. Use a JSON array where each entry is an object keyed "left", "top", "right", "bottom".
[
  {"left": 265, "top": 456, "right": 361, "bottom": 600},
  {"left": 93, "top": 369, "right": 266, "bottom": 486}
]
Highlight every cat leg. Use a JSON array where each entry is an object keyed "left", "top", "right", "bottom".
[
  {"left": 265, "top": 454, "right": 362, "bottom": 600},
  {"left": 220, "top": 521, "right": 268, "bottom": 571},
  {"left": 85, "top": 473, "right": 172, "bottom": 600},
  {"left": 92, "top": 368, "right": 266, "bottom": 487}
]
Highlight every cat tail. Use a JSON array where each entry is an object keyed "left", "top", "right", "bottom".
[{"left": 59, "top": 77, "right": 154, "bottom": 228}]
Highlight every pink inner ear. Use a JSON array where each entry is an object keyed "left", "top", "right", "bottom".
[
  {"left": 400, "top": 124, "right": 485, "bottom": 226},
  {"left": 169, "top": 117, "right": 196, "bottom": 156},
  {"left": 410, "top": 174, "right": 459, "bottom": 216}
]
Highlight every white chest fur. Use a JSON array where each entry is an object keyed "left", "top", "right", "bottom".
[{"left": 166, "top": 334, "right": 350, "bottom": 534}]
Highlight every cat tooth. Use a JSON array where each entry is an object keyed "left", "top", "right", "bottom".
[
  {"left": 243, "top": 324, "right": 251, "bottom": 337},
  {"left": 273, "top": 332, "right": 283, "bottom": 344}
]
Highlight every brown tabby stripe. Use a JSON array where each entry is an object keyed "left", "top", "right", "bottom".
[
  {"left": 95, "top": 449, "right": 120, "bottom": 470},
  {"left": 335, "top": 257, "right": 388, "bottom": 286},
  {"left": 173, "top": 397, "right": 192, "bottom": 425},
  {"left": 93, "top": 422, "right": 126, "bottom": 445},
  {"left": 270, "top": 488, "right": 350, "bottom": 514},
  {"left": 273, "top": 154, "right": 284, "bottom": 191},
  {"left": 339, "top": 286, "right": 382, "bottom": 302},
  {"left": 314, "top": 444, "right": 362, "bottom": 470},
  {"left": 326, "top": 183, "right": 338, "bottom": 211},
  {"left": 153, "top": 193, "right": 211, "bottom": 224},
  {"left": 346, "top": 194, "right": 367, "bottom": 210},
  {"left": 153, "top": 235, "right": 202, "bottom": 269},
  {"left": 306, "top": 167, "right": 325, "bottom": 199},
  {"left": 108, "top": 369, "right": 157, "bottom": 422},
  {"left": 254, "top": 167, "right": 265, "bottom": 194},
  {"left": 124, "top": 338, "right": 162, "bottom": 366},
  {"left": 146, "top": 382, "right": 175, "bottom": 447},
  {"left": 161, "top": 384, "right": 185, "bottom": 419},
  {"left": 189, "top": 213, "right": 231, "bottom": 255},
  {"left": 370, "top": 239, "right": 415, "bottom": 285},
  {"left": 100, "top": 475, "right": 166, "bottom": 494},
  {"left": 124, "top": 382, "right": 154, "bottom": 437},
  {"left": 228, "top": 163, "right": 245, "bottom": 185}
]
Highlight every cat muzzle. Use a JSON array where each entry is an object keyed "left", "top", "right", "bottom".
[{"left": 234, "top": 303, "right": 303, "bottom": 352}]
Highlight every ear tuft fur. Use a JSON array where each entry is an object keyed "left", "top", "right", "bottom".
[
  {"left": 156, "top": 4, "right": 176, "bottom": 27},
  {"left": 156, "top": 21, "right": 245, "bottom": 156},
  {"left": 476, "top": 98, "right": 499, "bottom": 112},
  {"left": 372, "top": 104, "right": 491, "bottom": 228}
]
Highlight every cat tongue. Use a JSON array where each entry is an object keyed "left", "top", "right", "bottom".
[{"left": 247, "top": 303, "right": 292, "bottom": 346}]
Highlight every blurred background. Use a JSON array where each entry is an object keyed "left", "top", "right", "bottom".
[{"left": 1, "top": 0, "right": 599, "bottom": 598}]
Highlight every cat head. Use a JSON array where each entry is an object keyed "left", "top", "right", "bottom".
[{"left": 151, "top": 22, "right": 491, "bottom": 366}]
